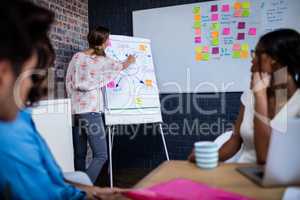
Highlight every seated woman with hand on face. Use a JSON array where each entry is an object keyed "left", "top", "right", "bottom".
[{"left": 189, "top": 29, "right": 300, "bottom": 164}]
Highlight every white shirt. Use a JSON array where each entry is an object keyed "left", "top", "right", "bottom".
[
  {"left": 237, "top": 89, "right": 300, "bottom": 163},
  {"left": 65, "top": 52, "right": 122, "bottom": 114}
]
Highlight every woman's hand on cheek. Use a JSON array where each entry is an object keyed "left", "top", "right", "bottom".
[{"left": 251, "top": 72, "right": 271, "bottom": 97}]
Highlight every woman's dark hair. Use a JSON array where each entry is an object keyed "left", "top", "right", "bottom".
[
  {"left": 87, "top": 26, "right": 110, "bottom": 56},
  {"left": 258, "top": 29, "right": 300, "bottom": 87},
  {"left": 27, "top": 37, "right": 55, "bottom": 106},
  {"left": 0, "top": 0, "right": 54, "bottom": 75}
]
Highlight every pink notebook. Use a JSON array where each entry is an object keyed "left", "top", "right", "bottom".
[{"left": 124, "top": 178, "right": 254, "bottom": 200}]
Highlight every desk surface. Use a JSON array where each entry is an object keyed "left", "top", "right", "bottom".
[{"left": 133, "top": 161, "right": 285, "bottom": 200}]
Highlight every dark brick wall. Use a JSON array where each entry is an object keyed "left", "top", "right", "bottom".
[{"left": 32, "top": 0, "right": 89, "bottom": 98}]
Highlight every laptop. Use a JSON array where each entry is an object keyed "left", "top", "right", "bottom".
[{"left": 237, "top": 118, "right": 300, "bottom": 187}]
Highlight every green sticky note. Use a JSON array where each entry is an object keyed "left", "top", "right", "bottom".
[
  {"left": 194, "top": 21, "right": 201, "bottom": 29},
  {"left": 193, "top": 6, "right": 201, "bottom": 14},
  {"left": 242, "top": 9, "right": 250, "bottom": 17},
  {"left": 203, "top": 53, "right": 210, "bottom": 61},
  {"left": 195, "top": 46, "right": 202, "bottom": 53},
  {"left": 242, "top": 2, "right": 250, "bottom": 9},
  {"left": 241, "top": 43, "right": 249, "bottom": 51},
  {"left": 211, "top": 23, "right": 221, "bottom": 31},
  {"left": 212, "top": 38, "right": 219, "bottom": 46},
  {"left": 232, "top": 51, "right": 241, "bottom": 58}
]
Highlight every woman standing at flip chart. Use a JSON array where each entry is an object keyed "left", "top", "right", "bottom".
[{"left": 66, "top": 26, "right": 135, "bottom": 183}]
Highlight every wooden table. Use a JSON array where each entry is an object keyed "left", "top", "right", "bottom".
[{"left": 133, "top": 161, "right": 286, "bottom": 200}]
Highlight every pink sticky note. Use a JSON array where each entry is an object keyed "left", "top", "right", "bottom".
[
  {"left": 107, "top": 80, "right": 116, "bottom": 88},
  {"left": 237, "top": 33, "right": 245, "bottom": 40},
  {"left": 211, "top": 5, "right": 218, "bottom": 12},
  {"left": 211, "top": 13, "right": 219, "bottom": 21},
  {"left": 233, "top": 43, "right": 241, "bottom": 51},
  {"left": 249, "top": 28, "right": 257, "bottom": 36},
  {"left": 212, "top": 47, "right": 219, "bottom": 54},
  {"left": 222, "top": 27, "right": 230, "bottom": 35},
  {"left": 234, "top": 10, "right": 242, "bottom": 17},
  {"left": 222, "top": 4, "right": 230, "bottom": 12},
  {"left": 195, "top": 37, "right": 201, "bottom": 43},
  {"left": 238, "top": 22, "right": 245, "bottom": 29},
  {"left": 124, "top": 179, "right": 253, "bottom": 200},
  {"left": 195, "top": 28, "right": 201, "bottom": 35},
  {"left": 203, "top": 46, "right": 209, "bottom": 53}
]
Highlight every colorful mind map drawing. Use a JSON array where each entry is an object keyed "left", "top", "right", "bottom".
[
  {"left": 104, "top": 35, "right": 161, "bottom": 110},
  {"left": 193, "top": 1, "right": 260, "bottom": 62}
]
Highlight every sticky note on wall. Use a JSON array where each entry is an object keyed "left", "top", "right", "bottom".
[
  {"left": 194, "top": 15, "right": 201, "bottom": 21},
  {"left": 202, "top": 53, "right": 210, "bottom": 61},
  {"left": 212, "top": 38, "right": 219, "bottom": 46},
  {"left": 237, "top": 33, "right": 245, "bottom": 40},
  {"left": 222, "top": 28, "right": 231, "bottom": 35},
  {"left": 233, "top": 43, "right": 241, "bottom": 51},
  {"left": 195, "top": 37, "right": 201, "bottom": 43},
  {"left": 232, "top": 51, "right": 241, "bottom": 58},
  {"left": 195, "top": 28, "right": 201, "bottom": 35},
  {"left": 195, "top": 53, "right": 203, "bottom": 61},
  {"left": 242, "top": 2, "right": 250, "bottom": 9},
  {"left": 203, "top": 46, "right": 209, "bottom": 53},
  {"left": 234, "top": 2, "right": 242, "bottom": 10},
  {"left": 211, "top": 23, "right": 220, "bottom": 30},
  {"left": 194, "top": 21, "right": 201, "bottom": 28},
  {"left": 234, "top": 10, "right": 242, "bottom": 17},
  {"left": 195, "top": 46, "right": 202, "bottom": 53},
  {"left": 193, "top": 6, "right": 201, "bottom": 14},
  {"left": 242, "top": 9, "right": 250, "bottom": 17},
  {"left": 238, "top": 22, "right": 245, "bottom": 29},
  {"left": 212, "top": 47, "right": 219, "bottom": 54},
  {"left": 211, "top": 13, "right": 219, "bottom": 21},
  {"left": 211, "top": 31, "right": 219, "bottom": 38},
  {"left": 222, "top": 4, "right": 230, "bottom": 12},
  {"left": 241, "top": 43, "right": 249, "bottom": 51},
  {"left": 211, "top": 5, "right": 218, "bottom": 12},
  {"left": 248, "top": 28, "right": 256, "bottom": 35}
]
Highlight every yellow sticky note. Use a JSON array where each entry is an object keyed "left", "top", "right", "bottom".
[
  {"left": 194, "top": 15, "right": 201, "bottom": 21},
  {"left": 241, "top": 50, "right": 249, "bottom": 58},
  {"left": 242, "top": 2, "right": 250, "bottom": 9},
  {"left": 139, "top": 44, "right": 147, "bottom": 51},
  {"left": 135, "top": 97, "right": 143, "bottom": 106},
  {"left": 193, "top": 6, "right": 201, "bottom": 14},
  {"left": 234, "top": 2, "right": 242, "bottom": 10},
  {"left": 195, "top": 46, "right": 202, "bottom": 53},
  {"left": 241, "top": 43, "right": 249, "bottom": 51},
  {"left": 211, "top": 31, "right": 219, "bottom": 38},
  {"left": 195, "top": 53, "right": 203, "bottom": 61},
  {"left": 145, "top": 79, "right": 153, "bottom": 87}
]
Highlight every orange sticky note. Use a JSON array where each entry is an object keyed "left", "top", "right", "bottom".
[
  {"left": 211, "top": 31, "right": 219, "bottom": 38},
  {"left": 139, "top": 44, "right": 147, "bottom": 51},
  {"left": 241, "top": 50, "right": 249, "bottom": 58},
  {"left": 195, "top": 53, "right": 203, "bottom": 61},
  {"left": 145, "top": 79, "right": 153, "bottom": 87},
  {"left": 234, "top": 2, "right": 242, "bottom": 10},
  {"left": 194, "top": 15, "right": 201, "bottom": 21}
]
